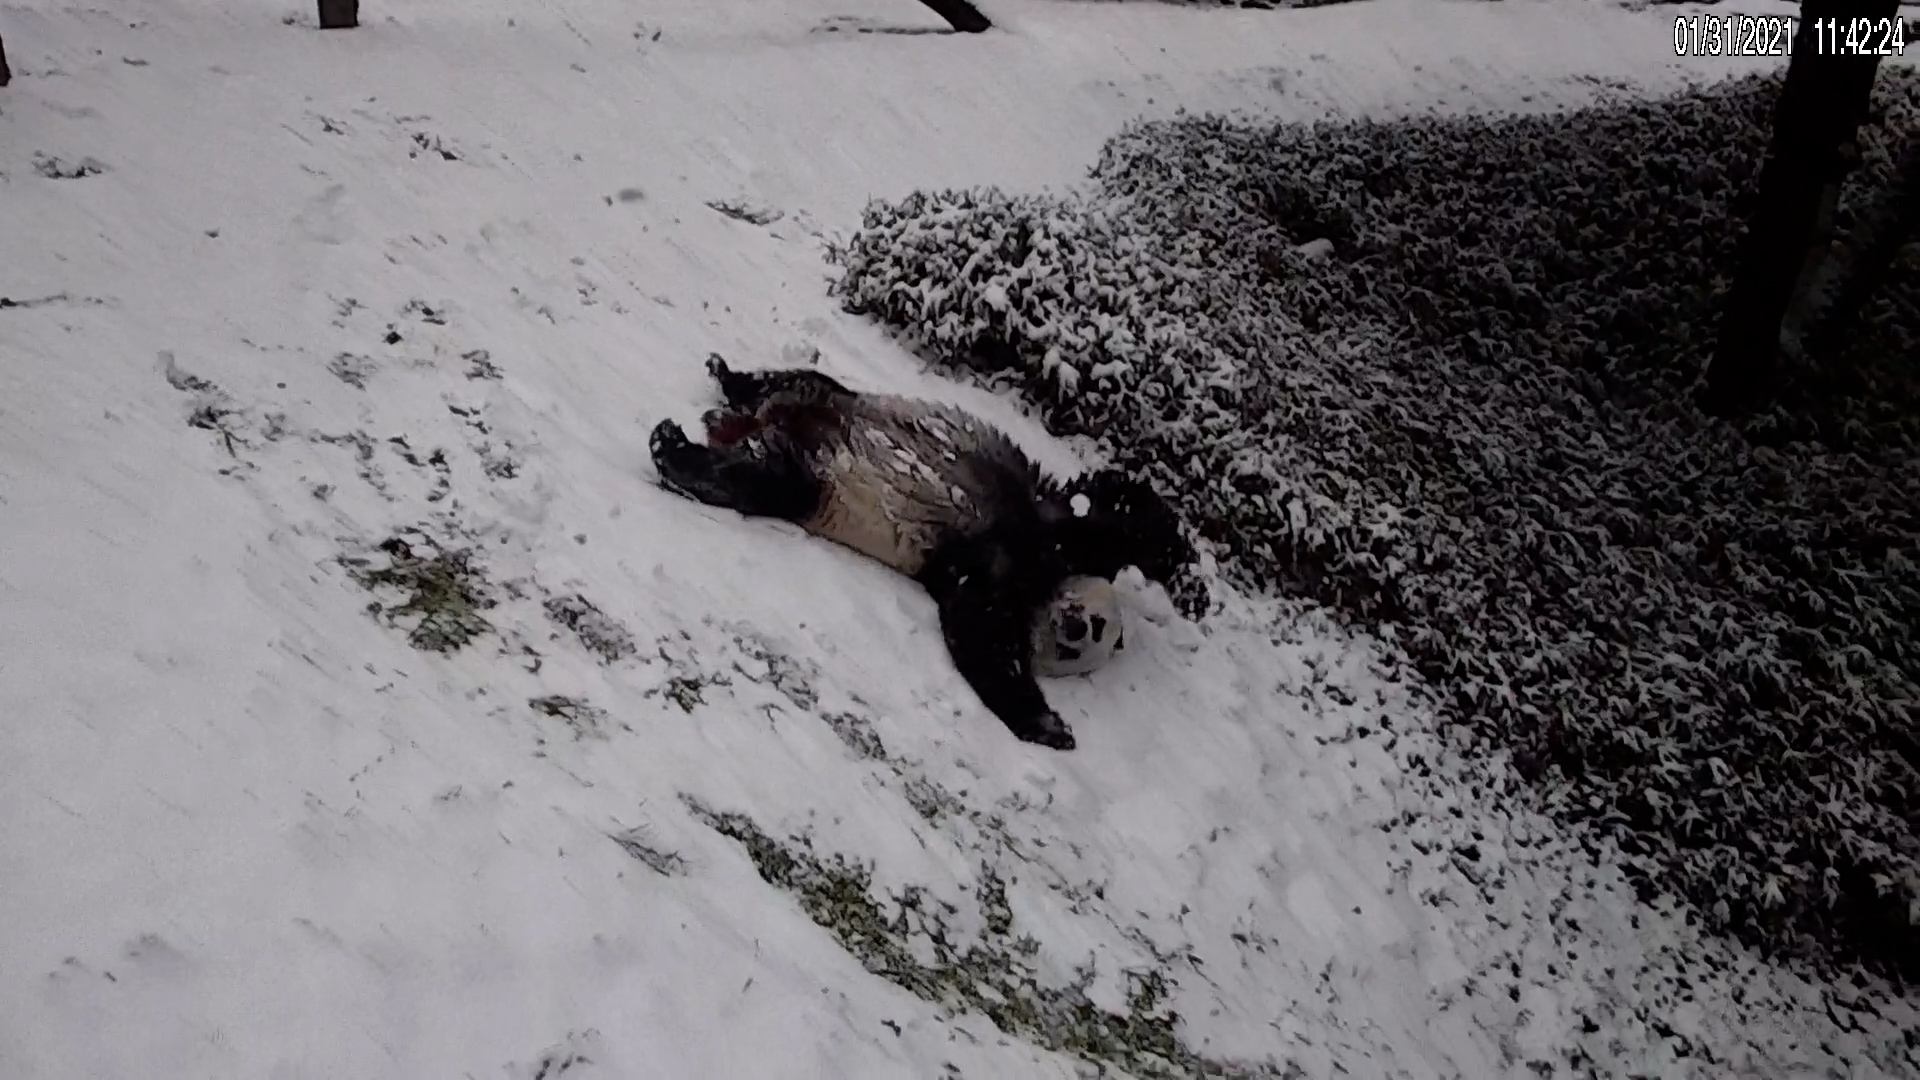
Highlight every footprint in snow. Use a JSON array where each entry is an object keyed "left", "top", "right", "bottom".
[{"left": 295, "top": 182, "right": 353, "bottom": 245}]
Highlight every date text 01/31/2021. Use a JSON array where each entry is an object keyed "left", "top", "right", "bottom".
[{"left": 1674, "top": 15, "right": 1907, "bottom": 58}]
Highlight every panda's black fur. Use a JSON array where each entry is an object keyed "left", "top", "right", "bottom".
[{"left": 649, "top": 354, "right": 1197, "bottom": 751}]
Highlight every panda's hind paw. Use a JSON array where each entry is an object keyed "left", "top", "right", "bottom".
[
  {"left": 649, "top": 418, "right": 689, "bottom": 459},
  {"left": 1023, "top": 712, "right": 1076, "bottom": 751}
]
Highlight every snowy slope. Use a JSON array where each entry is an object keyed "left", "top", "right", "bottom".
[{"left": 1, "top": 1, "right": 1912, "bottom": 1078}]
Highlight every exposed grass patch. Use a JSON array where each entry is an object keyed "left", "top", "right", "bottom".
[
  {"left": 529, "top": 694, "right": 610, "bottom": 740},
  {"left": 608, "top": 827, "right": 687, "bottom": 876},
  {"left": 33, "top": 153, "right": 106, "bottom": 179},
  {"left": 641, "top": 635, "right": 733, "bottom": 714},
  {"left": 821, "top": 711, "right": 890, "bottom": 761},
  {"left": 327, "top": 352, "right": 376, "bottom": 389},
  {"left": 726, "top": 629, "right": 820, "bottom": 711},
  {"left": 706, "top": 198, "right": 784, "bottom": 226},
  {"left": 341, "top": 532, "right": 495, "bottom": 653},
  {"left": 683, "top": 797, "right": 1291, "bottom": 1079},
  {"left": 463, "top": 349, "right": 503, "bottom": 380},
  {"left": 544, "top": 593, "right": 638, "bottom": 664}
]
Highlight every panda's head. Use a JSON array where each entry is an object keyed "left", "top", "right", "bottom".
[
  {"left": 1054, "top": 469, "right": 1202, "bottom": 616},
  {"left": 1033, "top": 575, "right": 1125, "bottom": 678}
]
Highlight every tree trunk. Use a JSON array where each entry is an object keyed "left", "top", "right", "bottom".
[
  {"left": 1802, "top": 134, "right": 1920, "bottom": 365},
  {"left": 916, "top": 0, "right": 992, "bottom": 32},
  {"left": 1777, "top": 148, "right": 1852, "bottom": 364},
  {"left": 317, "top": 0, "right": 359, "bottom": 30},
  {"left": 1702, "top": 0, "right": 1898, "bottom": 417}
]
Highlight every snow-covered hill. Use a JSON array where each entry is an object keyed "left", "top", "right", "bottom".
[{"left": 1, "top": 0, "right": 1912, "bottom": 1077}]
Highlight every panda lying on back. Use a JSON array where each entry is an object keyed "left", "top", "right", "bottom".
[{"left": 649, "top": 355, "right": 1198, "bottom": 750}]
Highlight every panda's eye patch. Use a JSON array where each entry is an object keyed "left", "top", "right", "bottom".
[
  {"left": 1089, "top": 614, "right": 1108, "bottom": 643},
  {"left": 1059, "top": 612, "right": 1089, "bottom": 642}
]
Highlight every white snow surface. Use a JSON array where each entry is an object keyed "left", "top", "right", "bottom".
[{"left": 2, "top": 1, "right": 1913, "bottom": 1078}]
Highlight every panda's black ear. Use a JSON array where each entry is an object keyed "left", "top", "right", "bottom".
[{"left": 1065, "top": 469, "right": 1195, "bottom": 589}]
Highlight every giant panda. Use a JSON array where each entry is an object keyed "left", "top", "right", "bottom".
[{"left": 649, "top": 354, "right": 1197, "bottom": 750}]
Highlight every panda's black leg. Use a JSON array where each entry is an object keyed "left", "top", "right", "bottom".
[
  {"left": 650, "top": 419, "right": 821, "bottom": 521},
  {"left": 706, "top": 354, "right": 854, "bottom": 412},
  {"left": 927, "top": 573, "right": 1075, "bottom": 751}
]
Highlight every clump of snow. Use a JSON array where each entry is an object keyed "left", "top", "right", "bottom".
[{"left": 830, "top": 70, "right": 1920, "bottom": 975}]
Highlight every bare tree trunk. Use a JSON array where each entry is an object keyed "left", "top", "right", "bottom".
[
  {"left": 1702, "top": 0, "right": 1898, "bottom": 416},
  {"left": 1, "top": 30, "right": 12, "bottom": 87},
  {"left": 317, "top": 0, "right": 359, "bottom": 30},
  {"left": 1777, "top": 146, "right": 1852, "bottom": 364},
  {"left": 916, "top": 0, "right": 992, "bottom": 32},
  {"left": 1802, "top": 135, "right": 1920, "bottom": 365}
]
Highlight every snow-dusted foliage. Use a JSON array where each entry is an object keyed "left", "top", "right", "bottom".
[{"left": 829, "top": 71, "right": 1920, "bottom": 973}]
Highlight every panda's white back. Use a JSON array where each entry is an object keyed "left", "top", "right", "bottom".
[{"left": 799, "top": 395, "right": 1031, "bottom": 575}]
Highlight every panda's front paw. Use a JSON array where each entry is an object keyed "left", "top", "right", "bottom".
[{"left": 1022, "top": 712, "right": 1076, "bottom": 751}]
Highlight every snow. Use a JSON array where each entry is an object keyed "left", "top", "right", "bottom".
[{"left": 0, "top": 1, "right": 1912, "bottom": 1079}]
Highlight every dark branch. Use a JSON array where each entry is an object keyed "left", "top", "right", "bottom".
[
  {"left": 915, "top": 0, "right": 992, "bottom": 33},
  {"left": 317, "top": 0, "right": 359, "bottom": 30}
]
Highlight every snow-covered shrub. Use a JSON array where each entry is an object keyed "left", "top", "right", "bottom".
[{"left": 830, "top": 71, "right": 1920, "bottom": 974}]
